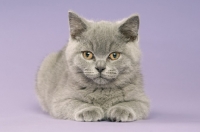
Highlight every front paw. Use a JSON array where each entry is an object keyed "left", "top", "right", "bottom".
[
  {"left": 107, "top": 106, "right": 136, "bottom": 122},
  {"left": 74, "top": 106, "right": 104, "bottom": 122}
]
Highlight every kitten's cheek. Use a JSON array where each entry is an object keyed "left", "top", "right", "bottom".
[
  {"left": 104, "top": 70, "right": 119, "bottom": 79},
  {"left": 84, "top": 70, "right": 99, "bottom": 79}
]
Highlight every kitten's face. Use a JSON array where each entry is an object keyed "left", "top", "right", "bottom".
[
  {"left": 80, "top": 51, "right": 121, "bottom": 85},
  {"left": 75, "top": 25, "right": 127, "bottom": 85},
  {"left": 81, "top": 51, "right": 120, "bottom": 84},
  {"left": 66, "top": 12, "right": 140, "bottom": 85}
]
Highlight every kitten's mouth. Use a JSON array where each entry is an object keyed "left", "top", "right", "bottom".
[
  {"left": 93, "top": 76, "right": 109, "bottom": 85},
  {"left": 84, "top": 72, "right": 116, "bottom": 85}
]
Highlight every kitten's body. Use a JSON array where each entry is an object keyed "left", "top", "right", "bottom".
[{"left": 36, "top": 12, "right": 150, "bottom": 122}]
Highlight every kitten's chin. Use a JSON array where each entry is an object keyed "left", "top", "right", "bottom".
[{"left": 93, "top": 77, "right": 109, "bottom": 85}]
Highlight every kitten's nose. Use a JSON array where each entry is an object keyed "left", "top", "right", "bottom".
[
  {"left": 95, "top": 60, "right": 106, "bottom": 73},
  {"left": 95, "top": 67, "right": 105, "bottom": 73}
]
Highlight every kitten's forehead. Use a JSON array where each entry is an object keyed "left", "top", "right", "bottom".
[{"left": 80, "top": 21, "right": 125, "bottom": 56}]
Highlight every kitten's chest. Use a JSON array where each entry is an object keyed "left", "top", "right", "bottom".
[{"left": 84, "top": 88, "right": 125, "bottom": 110}]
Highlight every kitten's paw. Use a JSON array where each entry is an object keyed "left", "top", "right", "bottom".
[
  {"left": 107, "top": 106, "right": 136, "bottom": 122},
  {"left": 75, "top": 106, "right": 104, "bottom": 122}
]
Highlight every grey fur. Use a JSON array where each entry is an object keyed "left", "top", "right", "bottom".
[{"left": 36, "top": 11, "right": 150, "bottom": 122}]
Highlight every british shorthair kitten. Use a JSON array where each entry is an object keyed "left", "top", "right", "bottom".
[{"left": 36, "top": 11, "right": 150, "bottom": 122}]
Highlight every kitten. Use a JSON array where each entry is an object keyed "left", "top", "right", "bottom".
[{"left": 36, "top": 11, "right": 150, "bottom": 122}]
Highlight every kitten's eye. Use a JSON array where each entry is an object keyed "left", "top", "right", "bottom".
[
  {"left": 82, "top": 51, "right": 94, "bottom": 60},
  {"left": 109, "top": 52, "right": 120, "bottom": 60}
]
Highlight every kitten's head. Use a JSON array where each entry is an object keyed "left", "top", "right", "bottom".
[{"left": 66, "top": 12, "right": 141, "bottom": 86}]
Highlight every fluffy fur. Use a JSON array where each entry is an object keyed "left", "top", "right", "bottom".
[{"left": 36, "top": 11, "right": 150, "bottom": 122}]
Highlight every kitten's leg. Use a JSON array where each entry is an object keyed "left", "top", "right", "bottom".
[
  {"left": 50, "top": 99, "right": 104, "bottom": 122},
  {"left": 106, "top": 99, "right": 149, "bottom": 122}
]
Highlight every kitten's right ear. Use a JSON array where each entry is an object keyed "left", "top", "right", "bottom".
[{"left": 68, "top": 11, "right": 87, "bottom": 39}]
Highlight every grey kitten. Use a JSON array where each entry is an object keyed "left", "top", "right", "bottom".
[{"left": 36, "top": 11, "right": 150, "bottom": 122}]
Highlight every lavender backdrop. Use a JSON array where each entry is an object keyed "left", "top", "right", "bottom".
[{"left": 0, "top": 0, "right": 200, "bottom": 131}]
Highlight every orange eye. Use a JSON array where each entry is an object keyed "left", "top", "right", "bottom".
[
  {"left": 82, "top": 51, "right": 94, "bottom": 60},
  {"left": 109, "top": 52, "right": 120, "bottom": 60}
]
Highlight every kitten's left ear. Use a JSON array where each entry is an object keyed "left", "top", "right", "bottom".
[
  {"left": 119, "top": 15, "right": 139, "bottom": 41},
  {"left": 68, "top": 11, "right": 88, "bottom": 39}
]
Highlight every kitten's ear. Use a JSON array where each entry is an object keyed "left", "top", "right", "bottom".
[
  {"left": 119, "top": 15, "right": 139, "bottom": 41},
  {"left": 68, "top": 11, "right": 87, "bottom": 39}
]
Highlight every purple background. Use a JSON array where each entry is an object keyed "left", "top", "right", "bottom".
[{"left": 1, "top": 0, "right": 200, "bottom": 131}]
